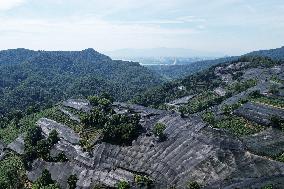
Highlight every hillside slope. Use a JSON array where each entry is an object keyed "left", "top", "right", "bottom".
[
  {"left": 1, "top": 92, "right": 284, "bottom": 188},
  {"left": 132, "top": 56, "right": 283, "bottom": 108}
]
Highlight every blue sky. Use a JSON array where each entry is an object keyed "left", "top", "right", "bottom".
[{"left": 0, "top": 0, "right": 283, "bottom": 55}]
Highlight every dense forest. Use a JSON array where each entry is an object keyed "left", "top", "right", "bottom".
[{"left": 0, "top": 48, "right": 162, "bottom": 123}]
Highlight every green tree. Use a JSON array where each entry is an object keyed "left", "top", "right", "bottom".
[
  {"left": 222, "top": 105, "right": 232, "bottom": 115},
  {"left": 186, "top": 181, "right": 201, "bottom": 189},
  {"left": 100, "top": 92, "right": 114, "bottom": 103},
  {"left": 269, "top": 84, "right": 279, "bottom": 95},
  {"left": 98, "top": 98, "right": 112, "bottom": 112},
  {"left": 35, "top": 169, "right": 55, "bottom": 187},
  {"left": 67, "top": 174, "right": 78, "bottom": 189},
  {"left": 25, "top": 126, "right": 44, "bottom": 147},
  {"left": 117, "top": 180, "right": 130, "bottom": 189},
  {"left": 179, "top": 106, "right": 187, "bottom": 118},
  {"left": 134, "top": 174, "right": 153, "bottom": 188},
  {"left": 249, "top": 90, "right": 261, "bottom": 99},
  {"left": 22, "top": 147, "right": 37, "bottom": 169},
  {"left": 55, "top": 152, "right": 68, "bottom": 162},
  {"left": 48, "top": 130, "right": 59, "bottom": 145},
  {"left": 5, "top": 166, "right": 22, "bottom": 189},
  {"left": 153, "top": 123, "right": 166, "bottom": 141},
  {"left": 261, "top": 184, "right": 273, "bottom": 189},
  {"left": 103, "top": 123, "right": 137, "bottom": 145},
  {"left": 102, "top": 114, "right": 141, "bottom": 145},
  {"left": 81, "top": 108, "right": 107, "bottom": 129},
  {"left": 270, "top": 115, "right": 284, "bottom": 130},
  {"left": 202, "top": 112, "right": 215, "bottom": 125},
  {"left": 37, "top": 140, "right": 51, "bottom": 159},
  {"left": 93, "top": 184, "right": 108, "bottom": 189},
  {"left": 88, "top": 96, "right": 100, "bottom": 106},
  {"left": 32, "top": 183, "right": 61, "bottom": 189}
]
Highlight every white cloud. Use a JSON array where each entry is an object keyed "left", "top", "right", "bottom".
[
  {"left": 0, "top": 0, "right": 26, "bottom": 10},
  {"left": 0, "top": 0, "right": 283, "bottom": 54},
  {"left": 0, "top": 16, "right": 199, "bottom": 51},
  {"left": 177, "top": 16, "right": 206, "bottom": 23},
  {"left": 112, "top": 16, "right": 206, "bottom": 25}
]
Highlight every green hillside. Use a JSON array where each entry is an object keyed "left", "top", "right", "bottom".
[{"left": 0, "top": 49, "right": 162, "bottom": 127}]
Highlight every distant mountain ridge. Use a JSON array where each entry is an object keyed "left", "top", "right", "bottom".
[
  {"left": 246, "top": 46, "right": 284, "bottom": 60},
  {"left": 146, "top": 56, "right": 237, "bottom": 80},
  {"left": 0, "top": 48, "right": 111, "bottom": 65},
  {"left": 146, "top": 46, "right": 284, "bottom": 80}
]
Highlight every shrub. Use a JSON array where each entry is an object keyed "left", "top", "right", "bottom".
[
  {"left": 270, "top": 115, "right": 284, "bottom": 131},
  {"left": 93, "top": 184, "right": 108, "bottom": 189},
  {"left": 36, "top": 139, "right": 52, "bottom": 159},
  {"left": 117, "top": 180, "right": 130, "bottom": 189},
  {"left": 55, "top": 152, "right": 68, "bottom": 162},
  {"left": 269, "top": 85, "right": 279, "bottom": 95},
  {"left": 23, "top": 127, "right": 63, "bottom": 167},
  {"left": 186, "top": 181, "right": 201, "bottom": 189},
  {"left": 103, "top": 123, "right": 138, "bottom": 145},
  {"left": 261, "top": 184, "right": 274, "bottom": 189},
  {"left": 215, "top": 116, "right": 264, "bottom": 136},
  {"left": 179, "top": 106, "right": 187, "bottom": 118},
  {"left": 25, "top": 126, "right": 44, "bottom": 147},
  {"left": 48, "top": 129, "right": 59, "bottom": 145},
  {"left": 229, "top": 79, "right": 257, "bottom": 93},
  {"left": 248, "top": 90, "right": 261, "bottom": 99},
  {"left": 0, "top": 154, "right": 25, "bottom": 189},
  {"left": 202, "top": 112, "right": 215, "bottom": 125},
  {"left": 98, "top": 98, "right": 112, "bottom": 112},
  {"left": 100, "top": 92, "right": 114, "bottom": 103},
  {"left": 88, "top": 95, "right": 113, "bottom": 112},
  {"left": 88, "top": 96, "right": 100, "bottom": 106},
  {"left": 134, "top": 174, "right": 153, "bottom": 187},
  {"left": 35, "top": 169, "right": 55, "bottom": 188},
  {"left": 153, "top": 123, "right": 166, "bottom": 140},
  {"left": 81, "top": 109, "right": 107, "bottom": 129},
  {"left": 102, "top": 114, "right": 142, "bottom": 145},
  {"left": 183, "top": 92, "right": 224, "bottom": 114},
  {"left": 67, "top": 174, "right": 78, "bottom": 189},
  {"left": 276, "top": 153, "right": 284, "bottom": 163}
]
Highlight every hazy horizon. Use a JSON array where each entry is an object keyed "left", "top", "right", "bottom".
[{"left": 0, "top": 0, "right": 283, "bottom": 55}]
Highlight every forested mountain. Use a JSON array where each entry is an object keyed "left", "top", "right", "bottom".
[
  {"left": 0, "top": 48, "right": 39, "bottom": 65},
  {"left": 0, "top": 48, "right": 111, "bottom": 66},
  {"left": 246, "top": 46, "right": 284, "bottom": 60},
  {"left": 0, "top": 49, "right": 283, "bottom": 189},
  {"left": 0, "top": 49, "right": 162, "bottom": 117},
  {"left": 146, "top": 56, "right": 237, "bottom": 80}
]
